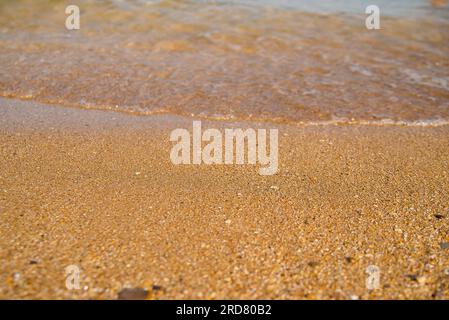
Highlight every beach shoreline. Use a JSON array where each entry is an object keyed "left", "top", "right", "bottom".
[{"left": 1, "top": 98, "right": 448, "bottom": 299}]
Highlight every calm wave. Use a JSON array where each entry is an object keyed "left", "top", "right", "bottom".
[{"left": 0, "top": 0, "right": 448, "bottom": 124}]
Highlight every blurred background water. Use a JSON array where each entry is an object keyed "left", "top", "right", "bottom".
[
  {"left": 0, "top": 0, "right": 448, "bottom": 124},
  {"left": 105, "top": 0, "right": 449, "bottom": 21}
]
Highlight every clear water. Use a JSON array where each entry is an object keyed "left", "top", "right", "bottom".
[{"left": 0, "top": 0, "right": 448, "bottom": 125}]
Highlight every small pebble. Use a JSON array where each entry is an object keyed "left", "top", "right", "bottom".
[
  {"left": 13, "top": 273, "right": 20, "bottom": 282},
  {"left": 118, "top": 288, "right": 148, "bottom": 300},
  {"left": 406, "top": 274, "right": 418, "bottom": 282},
  {"left": 417, "top": 276, "right": 427, "bottom": 286},
  {"left": 439, "top": 242, "right": 449, "bottom": 250}
]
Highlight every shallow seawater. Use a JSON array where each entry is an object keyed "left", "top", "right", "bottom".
[{"left": 0, "top": 0, "right": 448, "bottom": 125}]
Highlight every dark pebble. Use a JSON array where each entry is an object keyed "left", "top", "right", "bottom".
[
  {"left": 439, "top": 242, "right": 449, "bottom": 250},
  {"left": 118, "top": 288, "right": 148, "bottom": 300},
  {"left": 405, "top": 274, "right": 418, "bottom": 282}
]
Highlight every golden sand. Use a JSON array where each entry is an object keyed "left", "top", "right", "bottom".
[{"left": 0, "top": 99, "right": 448, "bottom": 299}]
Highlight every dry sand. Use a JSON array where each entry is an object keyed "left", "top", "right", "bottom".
[{"left": 0, "top": 98, "right": 448, "bottom": 299}]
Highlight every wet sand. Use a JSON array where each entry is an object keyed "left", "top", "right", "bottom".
[
  {"left": 0, "top": 98, "right": 448, "bottom": 299},
  {"left": 2, "top": 0, "right": 449, "bottom": 124}
]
